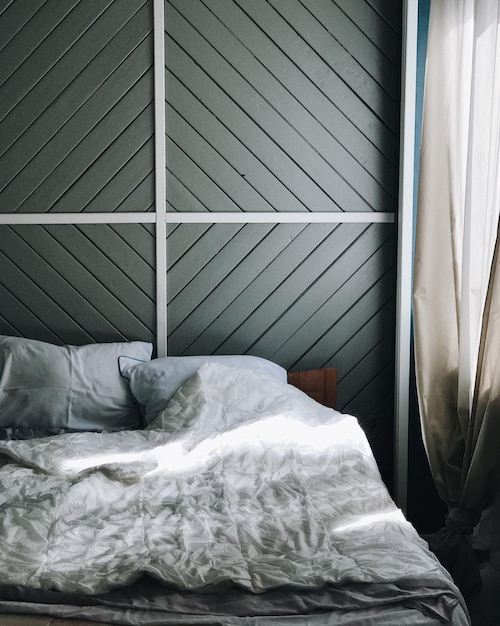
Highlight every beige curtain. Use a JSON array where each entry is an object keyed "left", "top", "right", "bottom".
[{"left": 413, "top": 0, "right": 500, "bottom": 599}]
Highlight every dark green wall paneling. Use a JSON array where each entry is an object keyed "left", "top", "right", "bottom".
[
  {"left": 165, "top": 0, "right": 401, "bottom": 488},
  {"left": 166, "top": 221, "right": 396, "bottom": 486},
  {"left": 0, "top": 0, "right": 155, "bottom": 214},
  {"left": 165, "top": 0, "right": 400, "bottom": 214},
  {"left": 0, "top": 0, "right": 401, "bottom": 490},
  {"left": 0, "top": 224, "right": 156, "bottom": 345},
  {"left": 0, "top": 1, "right": 156, "bottom": 342}
]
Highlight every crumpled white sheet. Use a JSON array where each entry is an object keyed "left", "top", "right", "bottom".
[{"left": 0, "top": 363, "right": 451, "bottom": 596}]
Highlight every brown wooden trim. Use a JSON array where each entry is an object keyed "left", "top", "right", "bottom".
[{"left": 287, "top": 368, "right": 337, "bottom": 409}]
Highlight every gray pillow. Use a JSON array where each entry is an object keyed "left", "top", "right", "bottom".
[
  {"left": 0, "top": 336, "right": 153, "bottom": 431},
  {"left": 119, "top": 355, "right": 287, "bottom": 425}
]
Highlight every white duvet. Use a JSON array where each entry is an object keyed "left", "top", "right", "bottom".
[{"left": 0, "top": 363, "right": 451, "bottom": 596}]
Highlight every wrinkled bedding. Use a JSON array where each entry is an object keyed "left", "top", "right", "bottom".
[{"left": 0, "top": 363, "right": 468, "bottom": 623}]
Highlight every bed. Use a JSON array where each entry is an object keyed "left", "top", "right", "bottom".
[{"left": 0, "top": 336, "right": 470, "bottom": 625}]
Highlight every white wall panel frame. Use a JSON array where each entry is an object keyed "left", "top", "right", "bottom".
[
  {"left": 153, "top": 0, "right": 167, "bottom": 357},
  {"left": 394, "top": 0, "right": 418, "bottom": 512},
  {"left": 0, "top": 213, "right": 156, "bottom": 224}
]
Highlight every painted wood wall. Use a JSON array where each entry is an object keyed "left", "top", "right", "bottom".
[
  {"left": 0, "top": 0, "right": 157, "bottom": 343},
  {"left": 0, "top": 0, "right": 401, "bottom": 488}
]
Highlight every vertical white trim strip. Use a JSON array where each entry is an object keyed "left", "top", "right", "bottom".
[
  {"left": 153, "top": 0, "right": 167, "bottom": 357},
  {"left": 395, "top": 0, "right": 418, "bottom": 513}
]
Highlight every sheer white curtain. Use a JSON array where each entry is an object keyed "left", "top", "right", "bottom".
[{"left": 413, "top": 0, "right": 500, "bottom": 598}]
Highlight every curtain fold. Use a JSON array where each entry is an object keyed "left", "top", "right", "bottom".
[{"left": 413, "top": 0, "right": 500, "bottom": 599}]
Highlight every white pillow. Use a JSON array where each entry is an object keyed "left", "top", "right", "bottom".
[
  {"left": 0, "top": 336, "right": 153, "bottom": 431},
  {"left": 119, "top": 354, "right": 287, "bottom": 425}
]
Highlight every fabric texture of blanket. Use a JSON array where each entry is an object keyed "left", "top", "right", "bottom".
[{"left": 0, "top": 363, "right": 455, "bottom": 602}]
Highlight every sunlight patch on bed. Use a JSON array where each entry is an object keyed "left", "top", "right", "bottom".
[
  {"left": 59, "top": 413, "right": 369, "bottom": 476},
  {"left": 60, "top": 442, "right": 185, "bottom": 474},
  {"left": 332, "top": 509, "right": 405, "bottom": 533},
  {"left": 146, "top": 413, "right": 369, "bottom": 476}
]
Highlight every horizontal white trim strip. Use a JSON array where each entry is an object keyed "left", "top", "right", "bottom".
[
  {"left": 164, "top": 212, "right": 395, "bottom": 224},
  {"left": 0, "top": 213, "right": 157, "bottom": 225},
  {"left": 0, "top": 212, "right": 395, "bottom": 225}
]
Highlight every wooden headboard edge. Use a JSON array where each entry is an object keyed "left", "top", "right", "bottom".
[{"left": 287, "top": 368, "right": 337, "bottom": 409}]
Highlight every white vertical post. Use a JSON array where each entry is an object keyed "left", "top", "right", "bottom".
[
  {"left": 153, "top": 0, "right": 167, "bottom": 357},
  {"left": 395, "top": 0, "right": 418, "bottom": 513}
]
